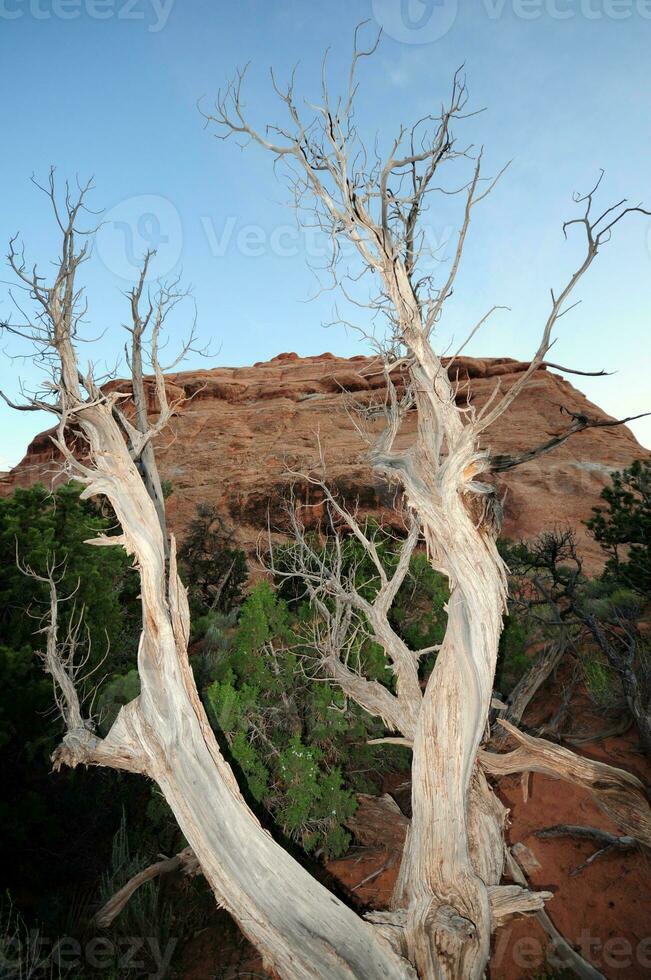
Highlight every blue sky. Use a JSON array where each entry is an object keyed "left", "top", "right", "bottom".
[{"left": 1, "top": 0, "right": 650, "bottom": 467}]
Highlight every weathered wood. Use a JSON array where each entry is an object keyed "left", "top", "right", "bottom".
[
  {"left": 61, "top": 415, "right": 415, "bottom": 980},
  {"left": 486, "top": 883, "right": 552, "bottom": 929},
  {"left": 346, "top": 794, "right": 410, "bottom": 851},
  {"left": 481, "top": 721, "right": 651, "bottom": 848},
  {"left": 4, "top": 180, "right": 416, "bottom": 980},
  {"left": 94, "top": 847, "right": 200, "bottom": 928}
]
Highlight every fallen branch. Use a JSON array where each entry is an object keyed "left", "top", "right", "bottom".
[
  {"left": 94, "top": 847, "right": 200, "bottom": 928},
  {"left": 480, "top": 720, "right": 651, "bottom": 848},
  {"left": 506, "top": 847, "right": 605, "bottom": 980},
  {"left": 535, "top": 824, "right": 637, "bottom": 876}
]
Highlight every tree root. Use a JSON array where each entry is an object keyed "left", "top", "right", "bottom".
[
  {"left": 535, "top": 824, "right": 637, "bottom": 876},
  {"left": 480, "top": 720, "right": 651, "bottom": 848}
]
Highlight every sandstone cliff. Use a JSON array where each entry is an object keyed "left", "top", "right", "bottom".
[{"left": 1, "top": 353, "right": 645, "bottom": 568}]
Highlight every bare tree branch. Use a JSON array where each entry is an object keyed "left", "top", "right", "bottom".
[
  {"left": 94, "top": 847, "right": 200, "bottom": 928},
  {"left": 535, "top": 824, "right": 636, "bottom": 876},
  {"left": 488, "top": 407, "right": 651, "bottom": 473},
  {"left": 266, "top": 481, "right": 423, "bottom": 738},
  {"left": 17, "top": 554, "right": 145, "bottom": 775},
  {"left": 476, "top": 179, "right": 650, "bottom": 434},
  {"left": 480, "top": 721, "right": 651, "bottom": 849}
]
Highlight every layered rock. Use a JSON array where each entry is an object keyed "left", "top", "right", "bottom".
[{"left": 1, "top": 353, "right": 644, "bottom": 568}]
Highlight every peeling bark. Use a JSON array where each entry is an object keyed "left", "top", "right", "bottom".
[{"left": 56, "top": 409, "right": 416, "bottom": 980}]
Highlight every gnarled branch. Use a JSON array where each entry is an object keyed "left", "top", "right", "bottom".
[
  {"left": 481, "top": 721, "right": 651, "bottom": 848},
  {"left": 488, "top": 407, "right": 650, "bottom": 473}
]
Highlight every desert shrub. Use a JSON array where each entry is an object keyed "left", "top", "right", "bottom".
[
  {"left": 579, "top": 579, "right": 644, "bottom": 622},
  {"left": 201, "top": 581, "right": 367, "bottom": 858},
  {"left": 0, "top": 483, "right": 145, "bottom": 933},
  {"left": 586, "top": 458, "right": 651, "bottom": 595},
  {"left": 276, "top": 736, "right": 356, "bottom": 859},
  {"left": 94, "top": 817, "right": 177, "bottom": 976},
  {"left": 199, "top": 577, "right": 414, "bottom": 858},
  {"left": 190, "top": 608, "right": 238, "bottom": 692},
  {"left": 495, "top": 616, "right": 530, "bottom": 695},
  {"left": 583, "top": 655, "right": 623, "bottom": 711},
  {"left": 0, "top": 896, "right": 61, "bottom": 980},
  {"left": 178, "top": 505, "right": 247, "bottom": 616},
  {"left": 0, "top": 482, "right": 138, "bottom": 674},
  {"left": 503, "top": 522, "right": 651, "bottom": 747}
]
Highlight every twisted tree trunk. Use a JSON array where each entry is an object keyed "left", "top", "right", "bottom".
[
  {"left": 364, "top": 319, "right": 510, "bottom": 976},
  {"left": 392, "top": 498, "right": 507, "bottom": 977},
  {"left": 55, "top": 399, "right": 414, "bottom": 980}
]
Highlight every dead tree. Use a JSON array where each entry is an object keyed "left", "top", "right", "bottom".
[
  {"left": 507, "top": 529, "right": 651, "bottom": 754},
  {"left": 492, "top": 530, "right": 584, "bottom": 744},
  {"left": 1, "top": 173, "right": 414, "bottom": 980},
  {"left": 121, "top": 250, "right": 195, "bottom": 547},
  {"left": 268, "top": 484, "right": 438, "bottom": 741},
  {"left": 206, "top": 26, "right": 651, "bottom": 978}
]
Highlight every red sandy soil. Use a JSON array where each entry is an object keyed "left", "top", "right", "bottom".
[
  {"left": 177, "top": 728, "right": 650, "bottom": 978},
  {"left": 177, "top": 697, "right": 650, "bottom": 979},
  {"left": 328, "top": 702, "right": 651, "bottom": 980},
  {"left": 492, "top": 733, "right": 651, "bottom": 980}
]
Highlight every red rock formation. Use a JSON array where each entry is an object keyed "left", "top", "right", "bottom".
[{"left": 1, "top": 353, "right": 645, "bottom": 568}]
